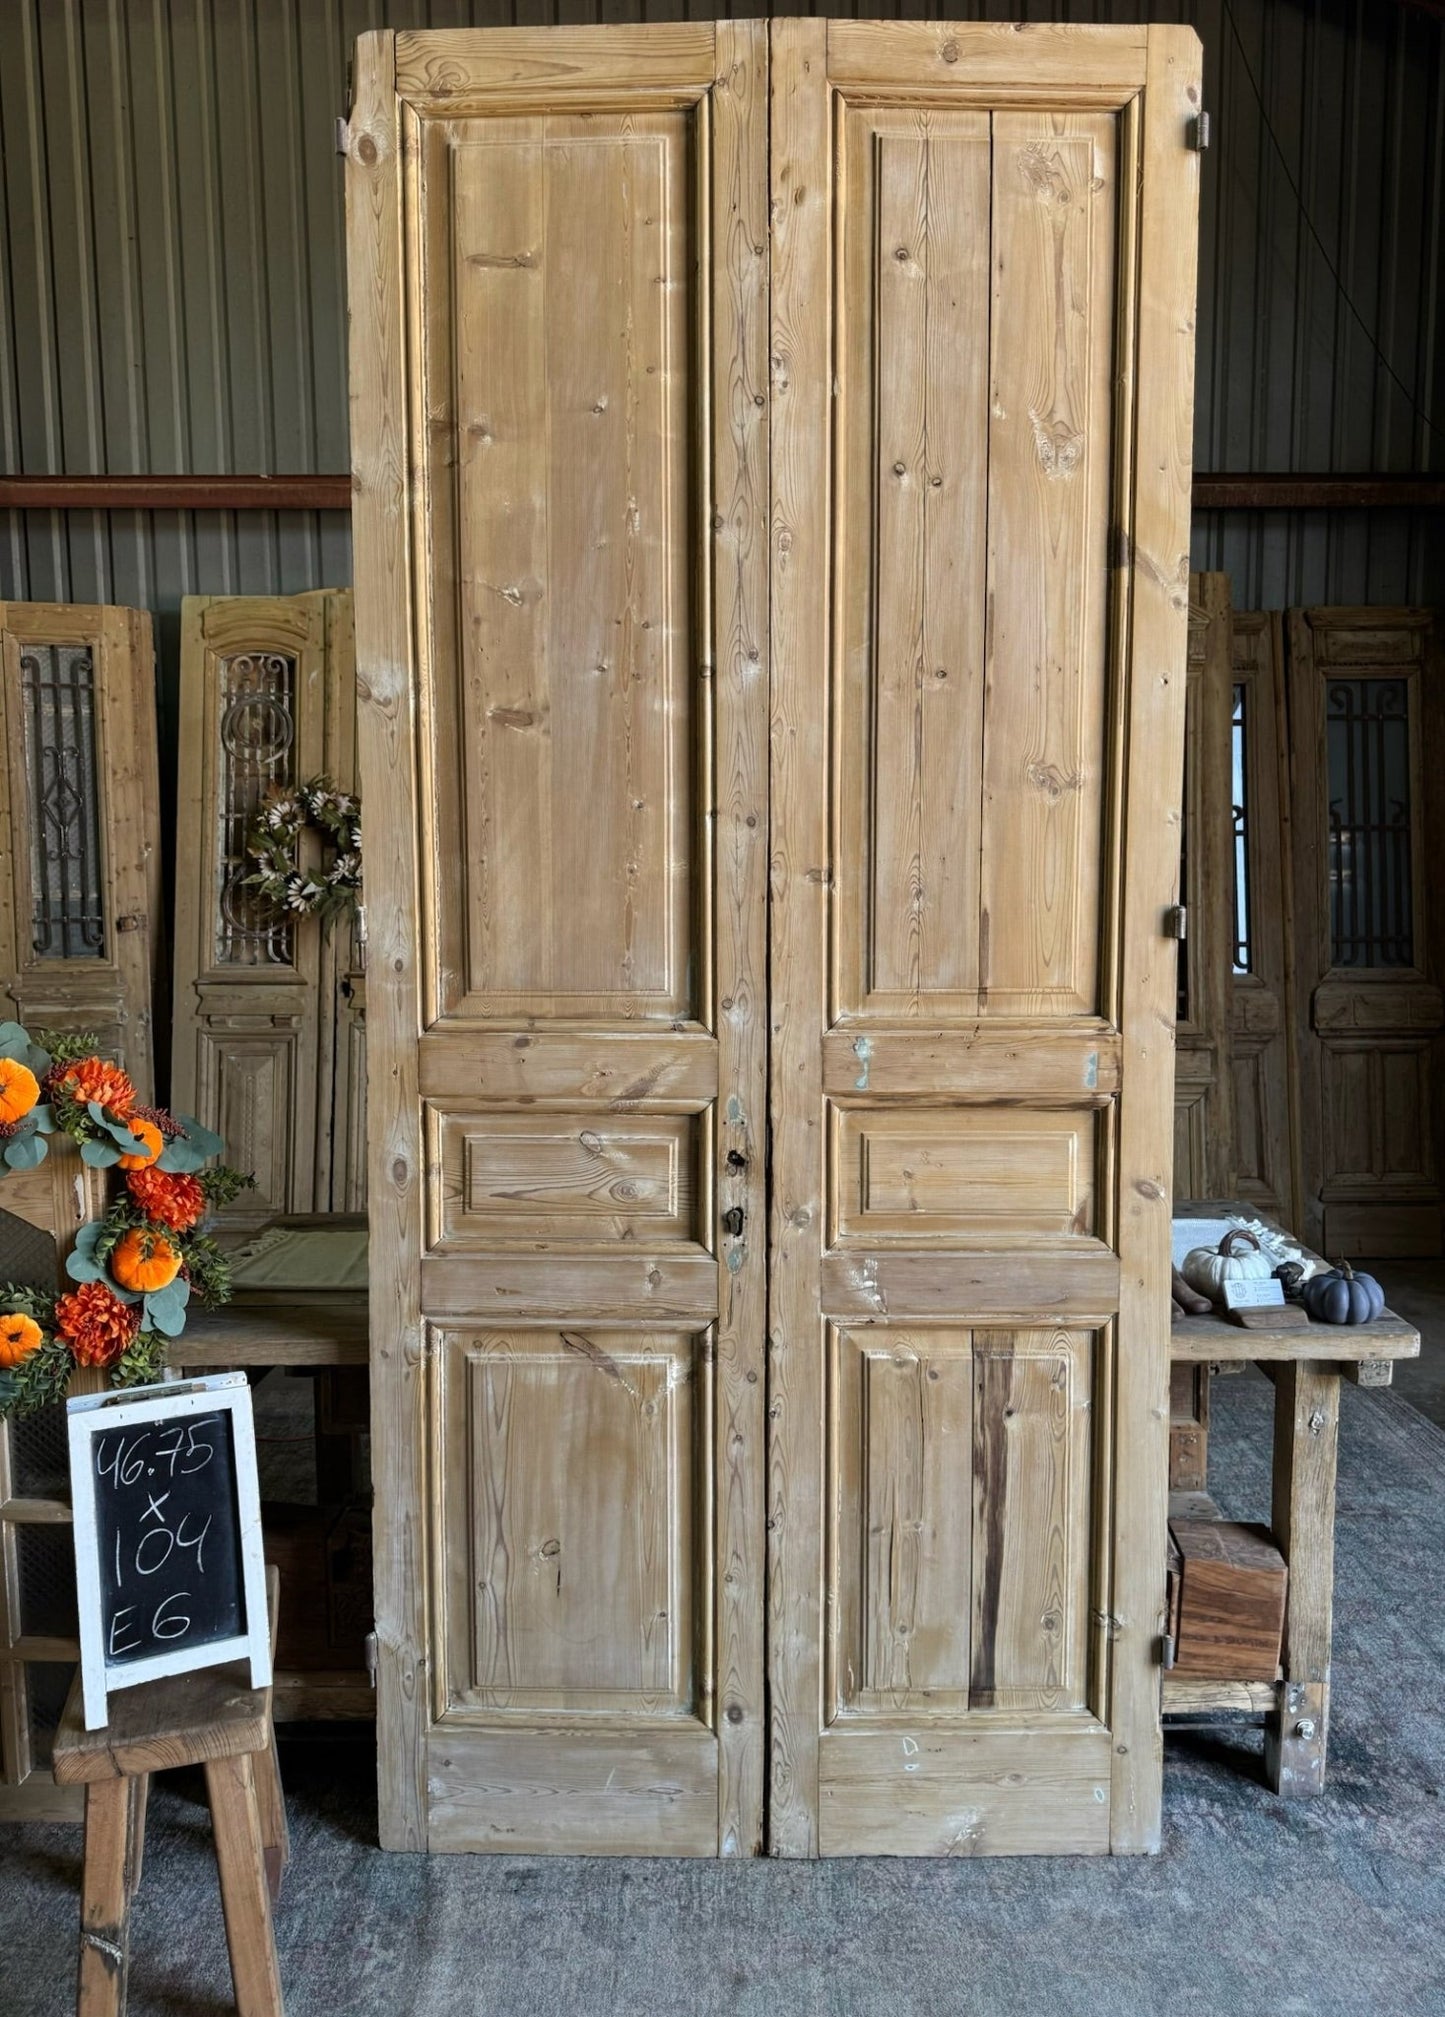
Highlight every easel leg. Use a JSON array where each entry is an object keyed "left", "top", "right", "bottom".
[
  {"left": 251, "top": 1724, "right": 291, "bottom": 1902},
  {"left": 78, "top": 1778, "right": 136, "bottom": 2017},
  {"left": 205, "top": 1752, "right": 285, "bottom": 2017},
  {"left": 1264, "top": 1359, "right": 1340, "bottom": 1796}
]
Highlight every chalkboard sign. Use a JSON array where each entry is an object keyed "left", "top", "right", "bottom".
[{"left": 67, "top": 1374, "right": 271, "bottom": 1730}]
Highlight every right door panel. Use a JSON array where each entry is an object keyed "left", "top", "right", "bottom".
[{"left": 769, "top": 20, "right": 1201, "bottom": 1857}]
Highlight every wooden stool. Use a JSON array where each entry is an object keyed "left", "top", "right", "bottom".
[{"left": 53, "top": 1565, "right": 288, "bottom": 2016}]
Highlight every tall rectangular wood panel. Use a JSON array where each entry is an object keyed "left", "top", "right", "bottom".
[
  {"left": 768, "top": 19, "right": 1200, "bottom": 1858},
  {"left": 0, "top": 603, "right": 162, "bottom": 1098},
  {"left": 172, "top": 591, "right": 364, "bottom": 1227},
  {"left": 1289, "top": 609, "right": 1443, "bottom": 1255},
  {"left": 348, "top": 19, "right": 1200, "bottom": 1858},
  {"left": 348, "top": 22, "right": 770, "bottom": 1856}
]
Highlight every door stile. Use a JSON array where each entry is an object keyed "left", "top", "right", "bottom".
[
  {"left": 1108, "top": 25, "right": 1202, "bottom": 1851},
  {"left": 706, "top": 17, "right": 772, "bottom": 1858},
  {"left": 346, "top": 31, "right": 431, "bottom": 1852},
  {"left": 767, "top": 13, "right": 833, "bottom": 1860}
]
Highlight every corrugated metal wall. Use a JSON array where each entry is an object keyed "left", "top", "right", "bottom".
[{"left": 1, "top": 0, "right": 1441, "bottom": 700}]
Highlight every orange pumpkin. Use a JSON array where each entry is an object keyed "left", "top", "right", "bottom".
[
  {"left": 117, "top": 1118, "right": 164, "bottom": 1170},
  {"left": 0, "top": 1058, "right": 40, "bottom": 1127},
  {"left": 110, "top": 1226, "right": 183, "bottom": 1294},
  {"left": 0, "top": 1311, "right": 43, "bottom": 1368}
]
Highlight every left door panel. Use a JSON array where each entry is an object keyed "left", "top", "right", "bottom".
[{"left": 348, "top": 25, "right": 769, "bottom": 1853}]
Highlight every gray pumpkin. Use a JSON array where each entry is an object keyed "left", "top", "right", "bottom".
[{"left": 1302, "top": 1261, "right": 1385, "bottom": 1326}]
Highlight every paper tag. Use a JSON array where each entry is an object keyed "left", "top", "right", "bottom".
[{"left": 1223, "top": 1277, "right": 1286, "bottom": 1311}]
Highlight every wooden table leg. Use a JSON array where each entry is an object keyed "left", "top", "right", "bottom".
[
  {"left": 78, "top": 1778, "right": 138, "bottom": 2017},
  {"left": 126, "top": 1773, "right": 149, "bottom": 1899},
  {"left": 251, "top": 1724, "right": 291, "bottom": 1903},
  {"left": 1264, "top": 1359, "right": 1340, "bottom": 1797},
  {"left": 205, "top": 1752, "right": 285, "bottom": 2017}
]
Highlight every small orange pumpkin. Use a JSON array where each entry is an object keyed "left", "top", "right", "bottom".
[
  {"left": 110, "top": 1226, "right": 182, "bottom": 1294},
  {"left": 0, "top": 1058, "right": 40, "bottom": 1127},
  {"left": 117, "top": 1118, "right": 164, "bottom": 1170},
  {"left": 0, "top": 1311, "right": 43, "bottom": 1368}
]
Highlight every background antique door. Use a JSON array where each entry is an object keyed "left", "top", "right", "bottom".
[
  {"left": 768, "top": 21, "right": 1200, "bottom": 1856},
  {"left": 1288, "top": 609, "right": 1444, "bottom": 1256},
  {"left": 348, "top": 24, "right": 769, "bottom": 1854},
  {"left": 0, "top": 602, "right": 162, "bottom": 1097}
]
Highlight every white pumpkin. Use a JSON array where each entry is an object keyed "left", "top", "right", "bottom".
[{"left": 1181, "top": 1227, "right": 1273, "bottom": 1303}]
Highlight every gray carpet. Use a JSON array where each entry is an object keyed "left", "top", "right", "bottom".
[{"left": 7, "top": 1370, "right": 1445, "bottom": 2017}]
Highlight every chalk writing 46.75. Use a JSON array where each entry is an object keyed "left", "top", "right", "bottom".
[{"left": 94, "top": 1414, "right": 224, "bottom": 1659}]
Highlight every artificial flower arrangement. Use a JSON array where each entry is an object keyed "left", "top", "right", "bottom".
[
  {"left": 0, "top": 1023, "right": 252, "bottom": 1419},
  {"left": 244, "top": 776, "right": 362, "bottom": 928}
]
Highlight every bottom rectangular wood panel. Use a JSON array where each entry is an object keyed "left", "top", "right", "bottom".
[
  {"left": 425, "top": 1724, "right": 721, "bottom": 1855},
  {"left": 817, "top": 1726, "right": 1113, "bottom": 1857}
]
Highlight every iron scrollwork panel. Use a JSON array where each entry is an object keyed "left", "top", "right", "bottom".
[
  {"left": 216, "top": 651, "right": 297, "bottom": 967},
  {"left": 20, "top": 644, "right": 105, "bottom": 961}
]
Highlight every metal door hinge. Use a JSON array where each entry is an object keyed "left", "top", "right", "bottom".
[
  {"left": 1189, "top": 111, "right": 1211, "bottom": 151},
  {"left": 1161, "top": 1632, "right": 1177, "bottom": 1671},
  {"left": 336, "top": 116, "right": 351, "bottom": 158},
  {"left": 364, "top": 1630, "right": 378, "bottom": 1686},
  {"left": 1165, "top": 904, "right": 1188, "bottom": 941},
  {"left": 355, "top": 902, "right": 368, "bottom": 971}
]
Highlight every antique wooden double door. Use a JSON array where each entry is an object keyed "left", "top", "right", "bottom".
[{"left": 347, "top": 19, "right": 1200, "bottom": 1858}]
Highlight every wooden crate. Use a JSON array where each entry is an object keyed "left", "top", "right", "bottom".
[{"left": 1169, "top": 1519, "right": 1287, "bottom": 1680}]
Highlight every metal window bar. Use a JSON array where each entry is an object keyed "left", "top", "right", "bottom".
[
  {"left": 19, "top": 646, "right": 106, "bottom": 960},
  {"left": 1326, "top": 677, "right": 1413, "bottom": 969},
  {"left": 216, "top": 652, "right": 297, "bottom": 967},
  {"left": 1232, "top": 682, "right": 1251, "bottom": 974}
]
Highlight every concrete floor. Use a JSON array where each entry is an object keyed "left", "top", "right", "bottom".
[{"left": 1359, "top": 1257, "right": 1445, "bottom": 1429}]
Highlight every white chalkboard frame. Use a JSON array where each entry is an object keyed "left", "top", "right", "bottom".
[{"left": 67, "top": 1372, "right": 272, "bottom": 1730}]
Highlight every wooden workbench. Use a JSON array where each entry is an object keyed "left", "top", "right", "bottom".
[{"left": 1166, "top": 1203, "right": 1420, "bottom": 1795}]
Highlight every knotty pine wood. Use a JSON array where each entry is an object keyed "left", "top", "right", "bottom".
[
  {"left": 348, "top": 21, "right": 768, "bottom": 1857},
  {"left": 767, "top": 20, "right": 1201, "bottom": 1863}
]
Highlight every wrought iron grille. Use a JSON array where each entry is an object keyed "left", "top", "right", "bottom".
[
  {"left": 20, "top": 644, "right": 105, "bottom": 959},
  {"left": 216, "top": 651, "right": 297, "bottom": 966},
  {"left": 1232, "top": 683, "right": 1251, "bottom": 974},
  {"left": 1327, "top": 677, "right": 1414, "bottom": 969}
]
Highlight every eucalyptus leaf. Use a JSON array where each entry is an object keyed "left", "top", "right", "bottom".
[
  {"left": 172, "top": 1113, "right": 224, "bottom": 1157},
  {"left": 72, "top": 1222, "right": 104, "bottom": 1259},
  {"left": 31, "top": 1104, "right": 55, "bottom": 1134},
  {"left": 3, "top": 1132, "right": 47, "bottom": 1171},
  {"left": 145, "top": 1297, "right": 189, "bottom": 1338},
  {"left": 65, "top": 1247, "right": 104, "bottom": 1283},
  {"left": 0, "top": 1022, "right": 48, "bottom": 1073},
  {"left": 80, "top": 1137, "right": 122, "bottom": 1168}
]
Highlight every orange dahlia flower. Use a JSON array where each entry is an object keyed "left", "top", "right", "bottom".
[
  {"left": 0, "top": 1311, "right": 44, "bottom": 1368},
  {"left": 117, "top": 1118, "right": 164, "bottom": 1170},
  {"left": 55, "top": 1283, "right": 140, "bottom": 1368},
  {"left": 125, "top": 1166, "right": 205, "bottom": 1233},
  {"left": 0, "top": 1058, "right": 40, "bottom": 1126},
  {"left": 51, "top": 1055, "right": 135, "bottom": 1118}
]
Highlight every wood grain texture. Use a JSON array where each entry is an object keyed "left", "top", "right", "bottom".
[
  {"left": 1107, "top": 26, "right": 1202, "bottom": 1852},
  {"left": 766, "top": 12, "right": 831, "bottom": 1858},
  {"left": 77, "top": 1777, "right": 136, "bottom": 2017},
  {"left": 825, "top": 22, "right": 1147, "bottom": 99},
  {"left": 352, "top": 20, "right": 768, "bottom": 1857},
  {"left": 831, "top": 1105, "right": 1097, "bottom": 1244},
  {"left": 0, "top": 602, "right": 162, "bottom": 1096},
  {"left": 980, "top": 110, "right": 1113, "bottom": 1017},
  {"left": 205, "top": 1751, "right": 285, "bottom": 2017},
  {"left": 346, "top": 28, "right": 430, "bottom": 1853},
  {"left": 835, "top": 112, "right": 990, "bottom": 1014},
  {"left": 817, "top": 1725, "right": 1113, "bottom": 1857},
  {"left": 1263, "top": 1359, "right": 1339, "bottom": 1796}
]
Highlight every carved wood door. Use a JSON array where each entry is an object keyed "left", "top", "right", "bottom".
[
  {"left": 1288, "top": 609, "right": 1444, "bottom": 1255},
  {"left": 349, "top": 18, "right": 1199, "bottom": 1858},
  {"left": 348, "top": 22, "right": 769, "bottom": 1855},
  {"left": 0, "top": 603, "right": 162, "bottom": 1098},
  {"left": 171, "top": 592, "right": 363, "bottom": 1228},
  {"left": 766, "top": 19, "right": 1199, "bottom": 1857}
]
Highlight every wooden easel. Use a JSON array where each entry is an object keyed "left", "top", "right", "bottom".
[{"left": 52, "top": 1567, "right": 287, "bottom": 2016}]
